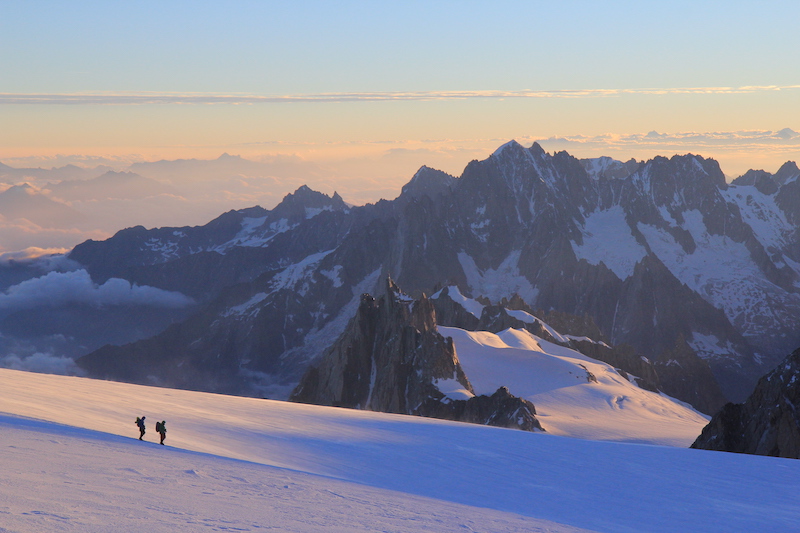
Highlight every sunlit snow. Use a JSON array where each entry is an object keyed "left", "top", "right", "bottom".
[
  {"left": 2, "top": 368, "right": 799, "bottom": 532},
  {"left": 441, "top": 326, "right": 709, "bottom": 446}
]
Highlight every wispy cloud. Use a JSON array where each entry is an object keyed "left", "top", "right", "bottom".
[
  {"left": 3, "top": 85, "right": 800, "bottom": 105},
  {"left": 534, "top": 128, "right": 800, "bottom": 152}
]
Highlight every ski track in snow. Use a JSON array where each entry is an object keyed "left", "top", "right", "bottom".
[{"left": 2, "top": 368, "right": 800, "bottom": 532}]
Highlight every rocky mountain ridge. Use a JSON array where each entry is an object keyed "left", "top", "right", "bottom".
[{"left": 18, "top": 140, "right": 799, "bottom": 408}]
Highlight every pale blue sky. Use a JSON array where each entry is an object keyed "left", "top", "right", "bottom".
[
  {"left": 1, "top": 1, "right": 799, "bottom": 178},
  {"left": 4, "top": 1, "right": 799, "bottom": 92}
]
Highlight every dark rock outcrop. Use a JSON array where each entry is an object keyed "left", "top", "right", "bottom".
[
  {"left": 290, "top": 279, "right": 542, "bottom": 431},
  {"left": 430, "top": 286, "right": 480, "bottom": 331},
  {"left": 418, "top": 386, "right": 543, "bottom": 431},
  {"left": 692, "top": 347, "right": 800, "bottom": 458}
]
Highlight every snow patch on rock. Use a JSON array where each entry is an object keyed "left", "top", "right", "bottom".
[
  {"left": 457, "top": 251, "right": 538, "bottom": 303},
  {"left": 722, "top": 186, "right": 791, "bottom": 252},
  {"left": 639, "top": 210, "right": 800, "bottom": 339},
  {"left": 305, "top": 206, "right": 333, "bottom": 219},
  {"left": 432, "top": 285, "right": 485, "bottom": 319},
  {"left": 689, "top": 332, "right": 736, "bottom": 360},
  {"left": 572, "top": 206, "right": 646, "bottom": 280},
  {"left": 223, "top": 292, "right": 268, "bottom": 318},
  {"left": 320, "top": 265, "right": 344, "bottom": 288},
  {"left": 433, "top": 377, "right": 475, "bottom": 401},
  {"left": 270, "top": 250, "right": 335, "bottom": 296}
]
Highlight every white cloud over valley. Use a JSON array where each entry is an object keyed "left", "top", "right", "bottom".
[{"left": 0, "top": 270, "right": 194, "bottom": 312}]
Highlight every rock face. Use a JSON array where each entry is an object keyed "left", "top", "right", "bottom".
[
  {"left": 692, "top": 348, "right": 800, "bottom": 458},
  {"left": 290, "top": 278, "right": 542, "bottom": 431}
]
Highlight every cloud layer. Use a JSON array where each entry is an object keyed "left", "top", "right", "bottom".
[
  {"left": 0, "top": 269, "right": 194, "bottom": 311},
  {"left": 0, "top": 247, "right": 72, "bottom": 265},
  {"left": 0, "top": 352, "right": 83, "bottom": 376},
  {"left": 2, "top": 85, "right": 800, "bottom": 105}
]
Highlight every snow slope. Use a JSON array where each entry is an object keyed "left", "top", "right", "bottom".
[
  {"left": 2, "top": 368, "right": 800, "bottom": 532},
  {"left": 440, "top": 326, "right": 709, "bottom": 446}
]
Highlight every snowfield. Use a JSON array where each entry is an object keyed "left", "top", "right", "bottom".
[
  {"left": 2, "top": 368, "right": 800, "bottom": 532},
  {"left": 440, "top": 326, "right": 709, "bottom": 446}
]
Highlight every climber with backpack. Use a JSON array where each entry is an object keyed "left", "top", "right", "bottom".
[
  {"left": 155, "top": 420, "right": 167, "bottom": 445},
  {"left": 135, "top": 415, "right": 146, "bottom": 440}
]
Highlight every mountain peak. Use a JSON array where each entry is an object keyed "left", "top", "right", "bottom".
[
  {"left": 271, "top": 185, "right": 348, "bottom": 221},
  {"left": 528, "top": 141, "right": 547, "bottom": 158},
  {"left": 775, "top": 161, "right": 800, "bottom": 184},
  {"left": 400, "top": 166, "right": 456, "bottom": 200},
  {"left": 732, "top": 168, "right": 778, "bottom": 194},
  {"left": 491, "top": 139, "right": 524, "bottom": 158},
  {"left": 4, "top": 182, "right": 35, "bottom": 195}
]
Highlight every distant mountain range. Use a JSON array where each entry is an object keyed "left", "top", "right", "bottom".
[
  {"left": 0, "top": 154, "right": 328, "bottom": 252},
  {"left": 4, "top": 141, "right": 800, "bottom": 420},
  {"left": 0, "top": 161, "right": 114, "bottom": 183},
  {"left": 0, "top": 183, "right": 87, "bottom": 228}
]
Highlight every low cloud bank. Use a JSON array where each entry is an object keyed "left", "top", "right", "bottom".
[
  {"left": 0, "top": 269, "right": 194, "bottom": 311},
  {"left": 0, "top": 352, "right": 84, "bottom": 376}
]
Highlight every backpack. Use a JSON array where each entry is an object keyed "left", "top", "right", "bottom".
[
  {"left": 135, "top": 417, "right": 141, "bottom": 426},
  {"left": 155, "top": 421, "right": 162, "bottom": 433}
]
